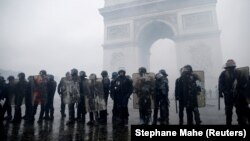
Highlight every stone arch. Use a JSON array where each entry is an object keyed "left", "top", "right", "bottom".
[
  {"left": 100, "top": 0, "right": 223, "bottom": 89},
  {"left": 136, "top": 19, "right": 177, "bottom": 42},
  {"left": 136, "top": 20, "right": 176, "bottom": 69}
]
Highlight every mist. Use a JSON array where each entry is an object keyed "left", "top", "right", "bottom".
[{"left": 0, "top": 0, "right": 249, "bottom": 81}]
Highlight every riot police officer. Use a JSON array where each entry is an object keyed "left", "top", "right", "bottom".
[
  {"left": 0, "top": 76, "right": 7, "bottom": 123},
  {"left": 113, "top": 69, "right": 133, "bottom": 125},
  {"left": 135, "top": 67, "right": 153, "bottom": 125},
  {"left": 24, "top": 76, "right": 34, "bottom": 122},
  {"left": 110, "top": 72, "right": 119, "bottom": 123},
  {"left": 45, "top": 75, "right": 57, "bottom": 120},
  {"left": 153, "top": 71, "right": 169, "bottom": 125},
  {"left": 87, "top": 73, "right": 100, "bottom": 126},
  {"left": 58, "top": 72, "right": 70, "bottom": 118},
  {"left": 12, "top": 73, "right": 29, "bottom": 123},
  {"left": 67, "top": 68, "right": 80, "bottom": 125},
  {"left": 77, "top": 71, "right": 87, "bottom": 123},
  {"left": 2, "top": 76, "right": 15, "bottom": 121},
  {"left": 100, "top": 70, "right": 110, "bottom": 124},
  {"left": 33, "top": 70, "right": 48, "bottom": 123},
  {"left": 175, "top": 68, "right": 185, "bottom": 125},
  {"left": 219, "top": 59, "right": 249, "bottom": 125},
  {"left": 178, "top": 65, "right": 202, "bottom": 125}
]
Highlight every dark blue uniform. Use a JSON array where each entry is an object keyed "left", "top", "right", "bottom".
[
  {"left": 13, "top": 79, "right": 29, "bottom": 122},
  {"left": 45, "top": 78, "right": 57, "bottom": 120},
  {"left": 179, "top": 73, "right": 201, "bottom": 125},
  {"left": 219, "top": 69, "right": 249, "bottom": 125},
  {"left": 113, "top": 75, "right": 133, "bottom": 125}
]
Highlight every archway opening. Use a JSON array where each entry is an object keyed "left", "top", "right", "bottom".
[
  {"left": 150, "top": 39, "right": 178, "bottom": 97},
  {"left": 137, "top": 21, "right": 178, "bottom": 97}
]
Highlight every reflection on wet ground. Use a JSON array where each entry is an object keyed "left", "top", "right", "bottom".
[
  {"left": 0, "top": 119, "right": 130, "bottom": 141},
  {"left": 0, "top": 98, "right": 236, "bottom": 141}
]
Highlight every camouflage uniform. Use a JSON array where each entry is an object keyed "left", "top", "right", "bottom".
[
  {"left": 135, "top": 67, "right": 154, "bottom": 125},
  {"left": 67, "top": 75, "right": 80, "bottom": 124}
]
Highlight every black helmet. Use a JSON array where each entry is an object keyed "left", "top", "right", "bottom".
[
  {"left": 48, "top": 75, "right": 54, "bottom": 81},
  {"left": 224, "top": 59, "right": 236, "bottom": 69},
  {"left": 71, "top": 68, "right": 78, "bottom": 76},
  {"left": 39, "top": 70, "right": 47, "bottom": 76},
  {"left": 79, "top": 71, "right": 87, "bottom": 77},
  {"left": 18, "top": 72, "right": 25, "bottom": 80},
  {"left": 112, "top": 72, "right": 118, "bottom": 79},
  {"left": 159, "top": 69, "right": 168, "bottom": 77},
  {"left": 28, "top": 76, "right": 33, "bottom": 81},
  {"left": 118, "top": 68, "right": 126, "bottom": 75},
  {"left": 89, "top": 73, "right": 97, "bottom": 80},
  {"left": 183, "top": 65, "right": 193, "bottom": 73},
  {"left": 7, "top": 75, "right": 15, "bottom": 81},
  {"left": 139, "top": 67, "right": 147, "bottom": 74},
  {"left": 101, "top": 70, "right": 108, "bottom": 77},
  {"left": 65, "top": 72, "right": 70, "bottom": 77}
]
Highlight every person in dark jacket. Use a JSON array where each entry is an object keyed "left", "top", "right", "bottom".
[
  {"left": 44, "top": 75, "right": 57, "bottom": 120},
  {"left": 33, "top": 70, "right": 48, "bottom": 123},
  {"left": 219, "top": 59, "right": 249, "bottom": 125},
  {"left": 110, "top": 72, "right": 118, "bottom": 123},
  {"left": 175, "top": 68, "right": 185, "bottom": 125},
  {"left": 0, "top": 76, "right": 7, "bottom": 123},
  {"left": 2, "top": 76, "right": 15, "bottom": 121},
  {"left": 113, "top": 69, "right": 133, "bottom": 125},
  {"left": 12, "top": 73, "right": 29, "bottom": 123},
  {"left": 178, "top": 65, "right": 202, "bottom": 125},
  {"left": 77, "top": 71, "right": 87, "bottom": 123},
  {"left": 23, "top": 76, "right": 34, "bottom": 122},
  {"left": 99, "top": 70, "right": 110, "bottom": 124},
  {"left": 153, "top": 71, "right": 169, "bottom": 125}
]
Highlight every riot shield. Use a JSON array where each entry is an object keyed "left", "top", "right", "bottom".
[
  {"left": 237, "top": 67, "right": 249, "bottom": 83},
  {"left": 85, "top": 78, "right": 106, "bottom": 112},
  {"left": 132, "top": 73, "right": 155, "bottom": 109},
  {"left": 237, "top": 67, "right": 250, "bottom": 103},
  {"left": 31, "top": 75, "right": 48, "bottom": 105},
  {"left": 193, "top": 71, "right": 206, "bottom": 107},
  {"left": 61, "top": 76, "right": 80, "bottom": 104}
]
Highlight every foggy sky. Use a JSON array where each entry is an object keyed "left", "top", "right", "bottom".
[{"left": 0, "top": 0, "right": 249, "bottom": 78}]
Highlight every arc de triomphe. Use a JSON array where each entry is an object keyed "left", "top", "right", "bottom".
[{"left": 99, "top": 0, "right": 223, "bottom": 89}]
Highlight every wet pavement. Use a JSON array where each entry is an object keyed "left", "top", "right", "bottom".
[{"left": 0, "top": 96, "right": 237, "bottom": 141}]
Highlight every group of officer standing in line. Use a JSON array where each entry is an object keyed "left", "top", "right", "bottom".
[{"left": 0, "top": 59, "right": 250, "bottom": 126}]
